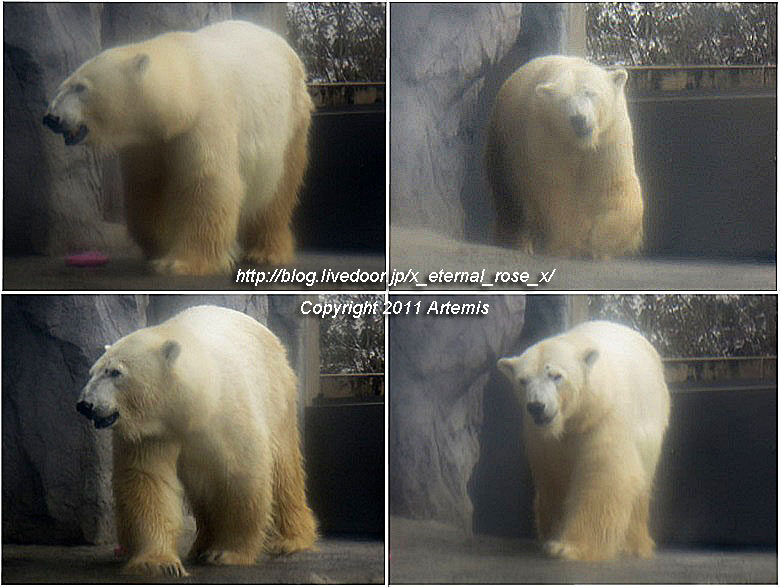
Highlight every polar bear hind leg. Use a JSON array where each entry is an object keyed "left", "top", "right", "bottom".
[
  {"left": 188, "top": 476, "right": 274, "bottom": 566},
  {"left": 624, "top": 492, "right": 655, "bottom": 558},
  {"left": 264, "top": 423, "right": 318, "bottom": 555},
  {"left": 240, "top": 109, "right": 310, "bottom": 266}
]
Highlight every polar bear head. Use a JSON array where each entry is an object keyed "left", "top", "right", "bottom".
[
  {"left": 77, "top": 334, "right": 181, "bottom": 440},
  {"left": 43, "top": 48, "right": 158, "bottom": 149},
  {"left": 534, "top": 59, "right": 629, "bottom": 151},
  {"left": 498, "top": 338, "right": 599, "bottom": 438}
]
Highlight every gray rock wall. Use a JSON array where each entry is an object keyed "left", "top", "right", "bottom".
[
  {"left": 390, "top": 3, "right": 568, "bottom": 243},
  {"left": 3, "top": 3, "right": 285, "bottom": 257},
  {"left": 389, "top": 296, "right": 527, "bottom": 530},
  {"left": 2, "top": 295, "right": 148, "bottom": 544},
  {"left": 2, "top": 295, "right": 303, "bottom": 545}
]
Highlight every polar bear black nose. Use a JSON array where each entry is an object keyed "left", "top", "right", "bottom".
[
  {"left": 527, "top": 402, "right": 546, "bottom": 418},
  {"left": 43, "top": 113, "right": 64, "bottom": 133},
  {"left": 570, "top": 114, "right": 592, "bottom": 137},
  {"left": 76, "top": 400, "right": 94, "bottom": 418}
]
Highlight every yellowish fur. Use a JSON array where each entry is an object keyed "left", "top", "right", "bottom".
[
  {"left": 487, "top": 56, "right": 643, "bottom": 259},
  {"left": 50, "top": 21, "right": 312, "bottom": 275},
  {"left": 84, "top": 306, "right": 317, "bottom": 576},
  {"left": 498, "top": 321, "right": 669, "bottom": 561}
]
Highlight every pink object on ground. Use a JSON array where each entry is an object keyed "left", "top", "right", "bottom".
[{"left": 65, "top": 251, "right": 109, "bottom": 266}]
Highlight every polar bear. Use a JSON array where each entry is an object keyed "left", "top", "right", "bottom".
[
  {"left": 486, "top": 56, "right": 643, "bottom": 259},
  {"left": 497, "top": 321, "right": 670, "bottom": 561},
  {"left": 43, "top": 21, "right": 313, "bottom": 275},
  {"left": 76, "top": 305, "right": 317, "bottom": 576}
]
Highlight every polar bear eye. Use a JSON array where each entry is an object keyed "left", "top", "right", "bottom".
[
  {"left": 518, "top": 377, "right": 530, "bottom": 387},
  {"left": 549, "top": 372, "right": 563, "bottom": 383},
  {"left": 73, "top": 83, "right": 88, "bottom": 94},
  {"left": 106, "top": 368, "right": 122, "bottom": 378}
]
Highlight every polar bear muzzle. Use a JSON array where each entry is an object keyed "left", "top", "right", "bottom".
[
  {"left": 526, "top": 401, "right": 556, "bottom": 426},
  {"left": 42, "top": 113, "right": 89, "bottom": 146},
  {"left": 76, "top": 399, "right": 119, "bottom": 429}
]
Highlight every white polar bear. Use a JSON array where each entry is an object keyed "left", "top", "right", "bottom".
[
  {"left": 77, "top": 305, "right": 317, "bottom": 576},
  {"left": 486, "top": 56, "right": 643, "bottom": 259},
  {"left": 498, "top": 321, "right": 670, "bottom": 561},
  {"left": 44, "top": 21, "right": 313, "bottom": 275}
]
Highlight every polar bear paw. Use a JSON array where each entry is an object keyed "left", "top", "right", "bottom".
[
  {"left": 197, "top": 549, "right": 257, "bottom": 566},
  {"left": 122, "top": 553, "right": 189, "bottom": 577},
  {"left": 151, "top": 254, "right": 232, "bottom": 276},
  {"left": 544, "top": 540, "right": 584, "bottom": 561}
]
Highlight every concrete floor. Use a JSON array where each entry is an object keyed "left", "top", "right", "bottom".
[
  {"left": 3, "top": 252, "right": 386, "bottom": 291},
  {"left": 390, "top": 517, "right": 777, "bottom": 584},
  {"left": 390, "top": 227, "right": 777, "bottom": 291},
  {"left": 2, "top": 537, "right": 384, "bottom": 584}
]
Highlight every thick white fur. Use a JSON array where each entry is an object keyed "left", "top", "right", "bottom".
[
  {"left": 498, "top": 321, "right": 670, "bottom": 561},
  {"left": 487, "top": 56, "right": 643, "bottom": 259},
  {"left": 47, "top": 21, "right": 313, "bottom": 274},
  {"left": 80, "top": 306, "right": 317, "bottom": 576}
]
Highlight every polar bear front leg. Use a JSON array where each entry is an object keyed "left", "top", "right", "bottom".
[
  {"left": 113, "top": 438, "right": 188, "bottom": 577},
  {"left": 150, "top": 172, "right": 241, "bottom": 276},
  {"left": 150, "top": 131, "right": 243, "bottom": 276},
  {"left": 546, "top": 440, "right": 641, "bottom": 561}
]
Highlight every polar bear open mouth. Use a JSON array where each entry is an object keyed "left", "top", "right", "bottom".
[
  {"left": 42, "top": 114, "right": 89, "bottom": 146},
  {"left": 530, "top": 412, "right": 556, "bottom": 427},
  {"left": 63, "top": 125, "right": 89, "bottom": 145},
  {"left": 93, "top": 412, "right": 119, "bottom": 429},
  {"left": 76, "top": 400, "right": 119, "bottom": 429}
]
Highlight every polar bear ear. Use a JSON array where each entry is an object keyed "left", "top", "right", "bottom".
[
  {"left": 583, "top": 349, "right": 599, "bottom": 369},
  {"left": 161, "top": 340, "right": 181, "bottom": 365},
  {"left": 609, "top": 68, "right": 628, "bottom": 90},
  {"left": 535, "top": 81, "right": 556, "bottom": 100},
  {"left": 104, "top": 344, "right": 111, "bottom": 352},
  {"left": 497, "top": 357, "right": 518, "bottom": 380}
]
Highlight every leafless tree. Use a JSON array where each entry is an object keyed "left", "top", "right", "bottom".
[{"left": 587, "top": 3, "right": 777, "bottom": 65}]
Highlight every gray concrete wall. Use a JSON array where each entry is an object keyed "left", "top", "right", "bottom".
[{"left": 631, "top": 91, "right": 776, "bottom": 259}]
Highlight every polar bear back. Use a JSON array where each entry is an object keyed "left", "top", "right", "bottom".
[
  {"left": 139, "top": 305, "right": 295, "bottom": 434},
  {"left": 191, "top": 21, "right": 310, "bottom": 212},
  {"left": 123, "top": 21, "right": 308, "bottom": 213}
]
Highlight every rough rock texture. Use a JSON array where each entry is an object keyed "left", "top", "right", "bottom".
[
  {"left": 390, "top": 3, "right": 568, "bottom": 243},
  {"left": 4, "top": 4, "right": 112, "bottom": 256},
  {"left": 2, "top": 295, "right": 302, "bottom": 545},
  {"left": 2, "top": 296, "right": 148, "bottom": 544},
  {"left": 388, "top": 296, "right": 528, "bottom": 530},
  {"left": 3, "top": 3, "right": 284, "bottom": 257}
]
